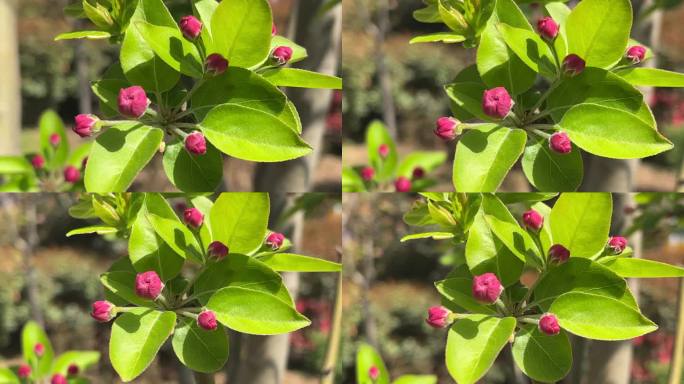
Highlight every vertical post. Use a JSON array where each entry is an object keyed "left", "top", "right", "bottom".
[{"left": 0, "top": 0, "right": 22, "bottom": 156}]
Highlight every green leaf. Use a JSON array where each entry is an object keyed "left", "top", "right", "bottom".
[
  {"left": 558, "top": 104, "right": 672, "bottom": 159},
  {"left": 545, "top": 2, "right": 571, "bottom": 61},
  {"left": 209, "top": 193, "right": 269, "bottom": 254},
  {"left": 444, "top": 65, "right": 489, "bottom": 121},
  {"left": 22, "top": 321, "right": 54, "bottom": 377},
  {"left": 615, "top": 67, "right": 684, "bottom": 88},
  {"left": 550, "top": 292, "right": 656, "bottom": 340},
  {"left": 396, "top": 151, "right": 446, "bottom": 178},
  {"left": 66, "top": 225, "right": 118, "bottom": 236},
  {"left": 438, "top": 0, "right": 468, "bottom": 34},
  {"left": 392, "top": 375, "right": 438, "bottom": 384},
  {"left": 522, "top": 136, "right": 583, "bottom": 192},
  {"left": 0, "top": 368, "right": 18, "bottom": 384},
  {"left": 199, "top": 103, "right": 311, "bottom": 162},
  {"left": 51, "top": 351, "right": 100, "bottom": 375},
  {"left": 497, "top": 23, "right": 557, "bottom": 78},
  {"left": 259, "top": 68, "right": 342, "bottom": 89},
  {"left": 409, "top": 32, "right": 465, "bottom": 44},
  {"left": 270, "top": 36, "right": 308, "bottom": 64},
  {"left": 366, "top": 120, "right": 397, "bottom": 182},
  {"left": 91, "top": 79, "right": 129, "bottom": 118},
  {"left": 512, "top": 325, "right": 572, "bottom": 383},
  {"left": 100, "top": 271, "right": 157, "bottom": 307},
  {"left": 400, "top": 232, "right": 455, "bottom": 242},
  {"left": 67, "top": 142, "right": 93, "bottom": 167},
  {"left": 435, "top": 277, "right": 498, "bottom": 315},
  {"left": 147, "top": 213, "right": 203, "bottom": 263},
  {"left": 211, "top": 0, "right": 273, "bottom": 69},
  {"left": 565, "top": 0, "right": 632, "bottom": 68},
  {"left": 85, "top": 123, "right": 164, "bottom": 192},
  {"left": 55, "top": 30, "right": 111, "bottom": 40},
  {"left": 39, "top": 110, "right": 69, "bottom": 169},
  {"left": 356, "top": 343, "right": 390, "bottom": 384},
  {"left": 134, "top": 21, "right": 203, "bottom": 78},
  {"left": 549, "top": 193, "right": 612, "bottom": 258},
  {"left": 0, "top": 157, "right": 34, "bottom": 175},
  {"left": 342, "top": 167, "right": 367, "bottom": 192},
  {"left": 255, "top": 253, "right": 341, "bottom": 272},
  {"left": 206, "top": 286, "right": 310, "bottom": 335},
  {"left": 193, "top": 0, "right": 219, "bottom": 54},
  {"left": 446, "top": 315, "right": 516, "bottom": 384},
  {"left": 162, "top": 139, "right": 223, "bottom": 192},
  {"left": 172, "top": 318, "right": 229, "bottom": 373},
  {"left": 110, "top": 309, "right": 176, "bottom": 382},
  {"left": 599, "top": 257, "right": 684, "bottom": 278},
  {"left": 453, "top": 125, "right": 526, "bottom": 192}
]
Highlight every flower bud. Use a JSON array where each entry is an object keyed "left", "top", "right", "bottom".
[
  {"left": 183, "top": 208, "right": 204, "bottom": 228},
  {"left": 205, "top": 53, "right": 229, "bottom": 76},
  {"left": 135, "top": 271, "right": 164, "bottom": 300},
  {"left": 18, "top": 364, "right": 31, "bottom": 379},
  {"left": 207, "top": 241, "right": 229, "bottom": 260},
  {"left": 562, "top": 54, "right": 586, "bottom": 76},
  {"left": 412, "top": 167, "right": 425, "bottom": 180},
  {"left": 482, "top": 87, "right": 513, "bottom": 119},
  {"left": 266, "top": 232, "right": 285, "bottom": 250},
  {"left": 608, "top": 236, "right": 628, "bottom": 254},
  {"left": 64, "top": 166, "right": 81, "bottom": 184},
  {"left": 425, "top": 305, "right": 452, "bottom": 328},
  {"left": 179, "top": 15, "right": 202, "bottom": 40},
  {"left": 626, "top": 45, "right": 646, "bottom": 64},
  {"left": 73, "top": 114, "right": 99, "bottom": 138},
  {"left": 361, "top": 166, "right": 375, "bottom": 181},
  {"left": 548, "top": 244, "right": 570, "bottom": 264},
  {"left": 378, "top": 144, "right": 389, "bottom": 158},
  {"left": 272, "top": 46, "right": 293, "bottom": 65},
  {"left": 539, "top": 313, "right": 561, "bottom": 335},
  {"left": 472, "top": 273, "right": 503, "bottom": 304},
  {"left": 32, "top": 154, "right": 45, "bottom": 169},
  {"left": 522, "top": 209, "right": 544, "bottom": 231},
  {"left": 91, "top": 300, "right": 115, "bottom": 323},
  {"left": 369, "top": 366, "right": 380, "bottom": 380},
  {"left": 537, "top": 17, "right": 559, "bottom": 40},
  {"left": 185, "top": 132, "right": 207, "bottom": 155},
  {"left": 51, "top": 374, "right": 67, "bottom": 384},
  {"left": 197, "top": 310, "right": 218, "bottom": 331},
  {"left": 118, "top": 86, "right": 150, "bottom": 119},
  {"left": 49, "top": 133, "right": 61, "bottom": 148},
  {"left": 34, "top": 343, "right": 45, "bottom": 357},
  {"left": 394, "top": 176, "right": 412, "bottom": 192},
  {"left": 434, "top": 116, "right": 459, "bottom": 141},
  {"left": 67, "top": 364, "right": 79, "bottom": 377},
  {"left": 549, "top": 131, "right": 572, "bottom": 154}
]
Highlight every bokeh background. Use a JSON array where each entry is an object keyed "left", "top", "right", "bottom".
[
  {"left": 341, "top": 193, "right": 684, "bottom": 383},
  {"left": 342, "top": 0, "right": 684, "bottom": 191}
]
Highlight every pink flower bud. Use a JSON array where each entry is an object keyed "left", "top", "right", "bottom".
[
  {"left": 266, "top": 232, "right": 285, "bottom": 250},
  {"left": 34, "top": 343, "right": 45, "bottom": 357},
  {"left": 51, "top": 374, "right": 67, "bottom": 384},
  {"left": 183, "top": 208, "right": 204, "bottom": 228},
  {"left": 608, "top": 236, "right": 628, "bottom": 254},
  {"left": 67, "top": 364, "right": 79, "bottom": 377},
  {"left": 31, "top": 154, "right": 45, "bottom": 169},
  {"left": 425, "top": 305, "right": 452, "bottom": 328},
  {"left": 73, "top": 114, "right": 99, "bottom": 138},
  {"left": 18, "top": 364, "right": 31, "bottom": 378},
  {"left": 412, "top": 167, "right": 425, "bottom": 180},
  {"left": 272, "top": 23, "right": 278, "bottom": 36},
  {"left": 90, "top": 300, "right": 115, "bottom": 322},
  {"left": 272, "top": 46, "right": 293, "bottom": 65},
  {"left": 118, "top": 86, "right": 149, "bottom": 119},
  {"left": 522, "top": 209, "right": 544, "bottom": 231},
  {"left": 49, "top": 133, "right": 61, "bottom": 148},
  {"left": 549, "top": 131, "right": 572, "bottom": 154},
  {"left": 537, "top": 17, "right": 559, "bottom": 40},
  {"left": 378, "top": 144, "right": 390, "bottom": 158},
  {"left": 562, "top": 54, "right": 586, "bottom": 76},
  {"left": 472, "top": 273, "right": 503, "bottom": 304},
  {"left": 197, "top": 310, "right": 218, "bottom": 331},
  {"left": 207, "top": 241, "right": 229, "bottom": 260},
  {"left": 369, "top": 366, "right": 380, "bottom": 380},
  {"left": 179, "top": 15, "right": 202, "bottom": 40},
  {"left": 548, "top": 244, "right": 570, "bottom": 264},
  {"left": 394, "top": 176, "right": 412, "bottom": 192},
  {"left": 434, "top": 116, "right": 459, "bottom": 141},
  {"left": 64, "top": 166, "right": 81, "bottom": 183},
  {"left": 205, "top": 53, "right": 229, "bottom": 75},
  {"left": 482, "top": 87, "right": 513, "bottom": 119},
  {"left": 626, "top": 45, "right": 646, "bottom": 64},
  {"left": 185, "top": 132, "right": 207, "bottom": 155},
  {"left": 361, "top": 166, "right": 375, "bottom": 181},
  {"left": 539, "top": 313, "right": 561, "bottom": 335},
  {"left": 135, "top": 271, "right": 164, "bottom": 300}
]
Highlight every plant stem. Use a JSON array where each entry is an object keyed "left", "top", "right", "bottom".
[
  {"left": 174, "top": 78, "right": 206, "bottom": 113},
  {"left": 669, "top": 278, "right": 684, "bottom": 384},
  {"left": 529, "top": 80, "right": 560, "bottom": 117},
  {"left": 321, "top": 267, "right": 343, "bottom": 384},
  {"left": 171, "top": 126, "right": 189, "bottom": 139}
]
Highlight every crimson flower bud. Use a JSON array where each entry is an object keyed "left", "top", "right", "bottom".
[
  {"left": 548, "top": 244, "right": 570, "bottom": 264},
  {"left": 185, "top": 132, "right": 207, "bottom": 155},
  {"left": 394, "top": 176, "right": 411, "bottom": 192},
  {"left": 205, "top": 53, "right": 229, "bottom": 75},
  {"left": 522, "top": 209, "right": 544, "bottom": 231},
  {"left": 434, "top": 116, "right": 459, "bottom": 141},
  {"left": 360, "top": 166, "right": 375, "bottom": 181},
  {"left": 64, "top": 166, "right": 81, "bottom": 183},
  {"left": 539, "top": 313, "right": 561, "bottom": 335},
  {"left": 90, "top": 300, "right": 115, "bottom": 322},
  {"left": 51, "top": 374, "right": 67, "bottom": 384},
  {"left": 197, "top": 310, "right": 218, "bottom": 331},
  {"left": 34, "top": 343, "right": 45, "bottom": 357},
  {"left": 378, "top": 144, "right": 389, "bottom": 158},
  {"left": 608, "top": 236, "right": 628, "bottom": 254},
  {"left": 482, "top": 87, "right": 513, "bottom": 119},
  {"left": 562, "top": 54, "right": 586, "bottom": 76},
  {"left": 73, "top": 114, "right": 99, "bottom": 138},
  {"left": 135, "top": 271, "right": 164, "bottom": 300},
  {"left": 31, "top": 154, "right": 45, "bottom": 169},
  {"left": 369, "top": 366, "right": 380, "bottom": 380},
  {"left": 183, "top": 208, "right": 204, "bottom": 228},
  {"left": 67, "top": 364, "right": 79, "bottom": 377},
  {"left": 549, "top": 131, "right": 572, "bottom": 154},
  {"left": 272, "top": 46, "right": 293, "bottom": 65},
  {"left": 207, "top": 241, "right": 229, "bottom": 260},
  {"left": 537, "top": 17, "right": 559, "bottom": 40},
  {"left": 412, "top": 167, "right": 425, "bottom": 180},
  {"left": 626, "top": 45, "right": 647, "bottom": 64},
  {"left": 272, "top": 24, "right": 278, "bottom": 36},
  {"left": 118, "top": 86, "right": 149, "bottom": 119},
  {"left": 18, "top": 364, "right": 31, "bottom": 379},
  {"left": 266, "top": 232, "right": 285, "bottom": 250},
  {"left": 179, "top": 15, "right": 202, "bottom": 40},
  {"left": 425, "top": 306, "right": 452, "bottom": 328},
  {"left": 472, "top": 273, "right": 503, "bottom": 304},
  {"left": 49, "top": 133, "right": 61, "bottom": 148}
]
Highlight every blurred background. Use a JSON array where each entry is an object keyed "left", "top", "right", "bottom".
[
  {"left": 341, "top": 193, "right": 684, "bottom": 383},
  {"left": 342, "top": 0, "right": 684, "bottom": 191},
  {"left": 0, "top": 193, "right": 342, "bottom": 383},
  {"left": 0, "top": 0, "right": 341, "bottom": 192}
]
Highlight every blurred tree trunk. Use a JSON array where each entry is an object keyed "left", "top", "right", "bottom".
[
  {"left": 75, "top": 20, "right": 92, "bottom": 114},
  {"left": 0, "top": 0, "right": 21, "bottom": 155}
]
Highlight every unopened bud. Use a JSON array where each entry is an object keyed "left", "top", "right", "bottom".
[
  {"left": 482, "top": 87, "right": 513, "bottom": 119},
  {"left": 472, "top": 273, "right": 503, "bottom": 304}
]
